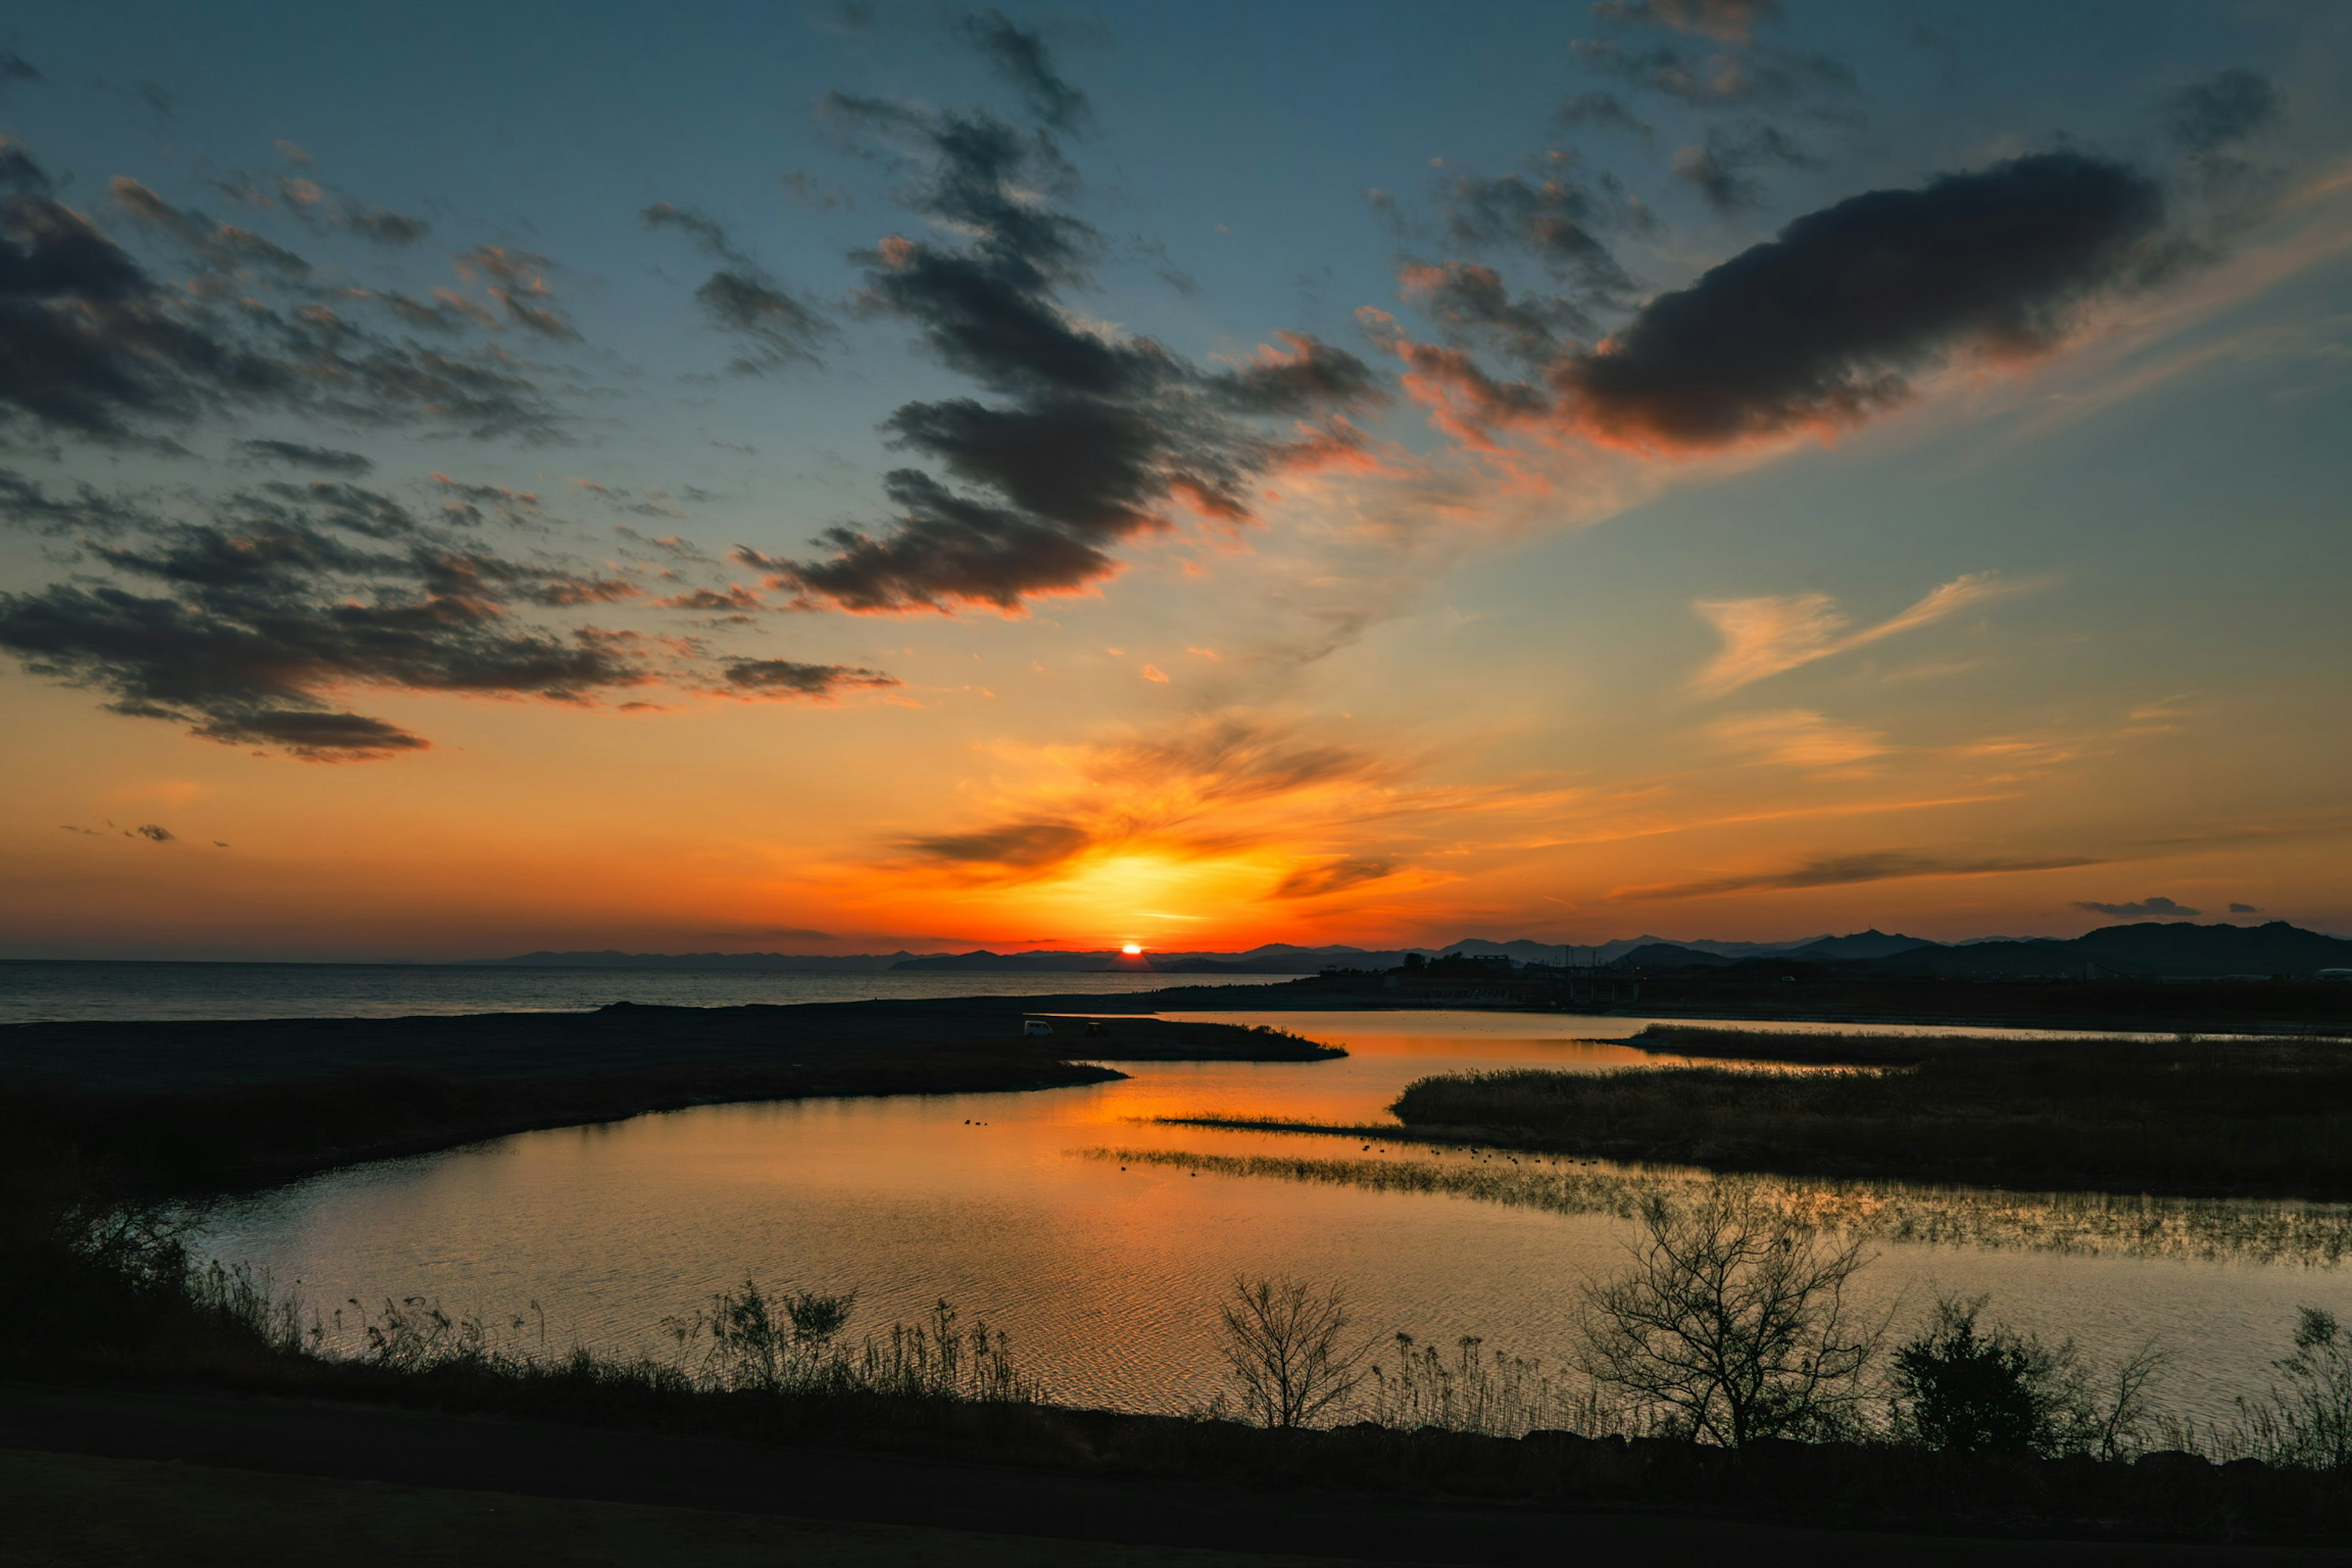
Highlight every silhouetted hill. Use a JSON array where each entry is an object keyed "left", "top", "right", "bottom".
[
  {"left": 1611, "top": 943, "right": 1736, "bottom": 970},
  {"left": 1790, "top": 930, "right": 1942, "bottom": 962},
  {"left": 1869, "top": 921, "right": 2352, "bottom": 979}
]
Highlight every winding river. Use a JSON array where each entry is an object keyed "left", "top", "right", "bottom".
[{"left": 197, "top": 1009, "right": 2352, "bottom": 1429}]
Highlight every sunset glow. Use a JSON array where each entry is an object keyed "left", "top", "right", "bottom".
[{"left": 1, "top": 5, "right": 2346, "bottom": 962}]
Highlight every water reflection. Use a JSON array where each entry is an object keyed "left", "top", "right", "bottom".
[{"left": 196, "top": 1009, "right": 2352, "bottom": 1428}]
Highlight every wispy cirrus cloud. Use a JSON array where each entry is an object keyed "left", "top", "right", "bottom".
[
  {"left": 1688, "top": 571, "right": 2041, "bottom": 698},
  {"left": 1612, "top": 849, "right": 2105, "bottom": 902}
]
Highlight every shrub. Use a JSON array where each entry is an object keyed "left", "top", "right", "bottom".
[{"left": 1573, "top": 1186, "right": 1885, "bottom": 1447}]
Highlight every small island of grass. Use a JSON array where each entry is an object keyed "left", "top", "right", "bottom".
[{"left": 1387, "top": 1026, "right": 2352, "bottom": 1199}]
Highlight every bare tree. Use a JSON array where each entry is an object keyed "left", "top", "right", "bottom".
[
  {"left": 1215, "top": 1276, "right": 1371, "bottom": 1429},
  {"left": 1574, "top": 1186, "right": 1887, "bottom": 1446}
]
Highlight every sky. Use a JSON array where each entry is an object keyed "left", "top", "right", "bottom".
[{"left": 2, "top": 0, "right": 2348, "bottom": 961}]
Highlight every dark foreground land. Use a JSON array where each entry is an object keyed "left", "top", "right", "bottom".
[
  {"left": 2, "top": 1382, "right": 2341, "bottom": 1566},
  {"left": 0, "top": 998, "right": 1334, "bottom": 1194},
  {"left": 1385, "top": 1027, "right": 2352, "bottom": 1199}
]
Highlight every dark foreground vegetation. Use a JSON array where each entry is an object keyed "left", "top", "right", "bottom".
[
  {"left": 9, "top": 1175, "right": 2352, "bottom": 1549},
  {"left": 1390, "top": 1027, "right": 2352, "bottom": 1198},
  {"left": 0, "top": 999, "right": 1335, "bottom": 1193}
]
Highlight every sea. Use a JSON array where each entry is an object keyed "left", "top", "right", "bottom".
[{"left": 0, "top": 960, "right": 1286, "bottom": 1027}]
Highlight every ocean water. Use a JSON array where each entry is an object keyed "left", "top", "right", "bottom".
[{"left": 0, "top": 960, "right": 1283, "bottom": 1026}]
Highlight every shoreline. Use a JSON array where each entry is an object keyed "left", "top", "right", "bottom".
[{"left": 0, "top": 999, "right": 1339, "bottom": 1200}]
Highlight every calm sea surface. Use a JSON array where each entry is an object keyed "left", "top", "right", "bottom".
[
  {"left": 0, "top": 960, "right": 1281, "bottom": 1025},
  {"left": 189, "top": 1007, "right": 2352, "bottom": 1431}
]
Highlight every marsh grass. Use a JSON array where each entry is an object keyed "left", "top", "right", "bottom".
[
  {"left": 1361, "top": 1332, "right": 1616, "bottom": 1438},
  {"left": 1390, "top": 1032, "right": 2352, "bottom": 1199},
  {"left": 1085, "top": 1146, "right": 2352, "bottom": 1266}
]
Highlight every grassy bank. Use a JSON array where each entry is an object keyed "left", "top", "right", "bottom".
[
  {"left": 1388, "top": 1030, "right": 2352, "bottom": 1199},
  {"left": 7, "top": 1226, "right": 2352, "bottom": 1547}
]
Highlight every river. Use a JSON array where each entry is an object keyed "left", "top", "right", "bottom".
[{"left": 195, "top": 1008, "right": 2352, "bottom": 1431}]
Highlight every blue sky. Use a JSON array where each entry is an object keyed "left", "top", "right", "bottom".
[{"left": 1, "top": 1, "right": 2346, "bottom": 958}]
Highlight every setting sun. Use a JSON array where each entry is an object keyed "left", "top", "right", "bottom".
[{"left": 1120, "top": 944, "right": 1144, "bottom": 956}]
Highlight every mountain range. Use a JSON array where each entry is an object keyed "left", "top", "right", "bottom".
[{"left": 483, "top": 922, "right": 2351, "bottom": 979}]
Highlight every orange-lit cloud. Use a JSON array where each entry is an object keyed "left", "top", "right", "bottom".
[{"left": 1687, "top": 572, "right": 2040, "bottom": 698}]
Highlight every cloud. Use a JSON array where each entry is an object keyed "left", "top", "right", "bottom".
[
  {"left": 756, "top": 92, "right": 1381, "bottom": 614},
  {"left": 127, "top": 822, "right": 174, "bottom": 842},
  {"left": 1431, "top": 167, "right": 1639, "bottom": 299},
  {"left": 0, "top": 137, "right": 53, "bottom": 196},
  {"left": 0, "top": 480, "right": 669, "bottom": 759},
  {"left": 110, "top": 177, "right": 312, "bottom": 277},
  {"left": 1399, "top": 261, "right": 1593, "bottom": 365},
  {"left": 888, "top": 713, "right": 1400, "bottom": 889},
  {"left": 1707, "top": 708, "right": 1885, "bottom": 769},
  {"left": 644, "top": 202, "right": 832, "bottom": 373},
  {"left": 1269, "top": 856, "right": 1397, "bottom": 900},
  {"left": 2229, "top": 902, "right": 2262, "bottom": 914},
  {"left": 1591, "top": 0, "right": 1779, "bottom": 44},
  {"left": 2074, "top": 895, "right": 2201, "bottom": 919},
  {"left": 902, "top": 818, "right": 1093, "bottom": 874},
  {"left": 0, "top": 467, "right": 163, "bottom": 535},
  {"left": 1558, "top": 154, "right": 2169, "bottom": 451},
  {"left": 0, "top": 158, "right": 563, "bottom": 446},
  {"left": 2161, "top": 68, "right": 2283, "bottom": 154},
  {"left": 1140, "top": 663, "right": 1168, "bottom": 682},
  {"left": 1689, "top": 571, "right": 2034, "bottom": 698},
  {"left": 0, "top": 51, "right": 41, "bottom": 85},
  {"left": 720, "top": 657, "right": 900, "bottom": 698},
  {"left": 1616, "top": 850, "right": 2105, "bottom": 900},
  {"left": 1556, "top": 92, "right": 1653, "bottom": 137},
  {"left": 1669, "top": 121, "right": 1816, "bottom": 211},
  {"left": 453, "top": 245, "right": 577, "bottom": 339},
  {"left": 232, "top": 439, "right": 374, "bottom": 476},
  {"left": 1572, "top": 37, "right": 1852, "bottom": 107},
  {"left": 957, "top": 10, "right": 1089, "bottom": 131}
]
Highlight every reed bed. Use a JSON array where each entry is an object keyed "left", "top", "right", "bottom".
[{"left": 1085, "top": 1145, "right": 2352, "bottom": 1267}]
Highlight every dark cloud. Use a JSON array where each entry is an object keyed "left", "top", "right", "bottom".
[
  {"left": 110, "top": 178, "right": 312, "bottom": 280},
  {"left": 958, "top": 10, "right": 1089, "bottom": 132},
  {"left": 1670, "top": 120, "right": 1816, "bottom": 211},
  {"left": 720, "top": 657, "right": 900, "bottom": 698},
  {"left": 2162, "top": 67, "right": 2282, "bottom": 154},
  {"left": 1591, "top": 0, "right": 1778, "bottom": 43},
  {"left": 429, "top": 472, "right": 543, "bottom": 528},
  {"left": 0, "top": 467, "right": 160, "bottom": 535},
  {"left": 2229, "top": 902, "right": 2262, "bottom": 914},
  {"left": 1556, "top": 152, "right": 2168, "bottom": 451},
  {"left": 0, "top": 50, "right": 41, "bottom": 84},
  {"left": 0, "top": 137, "right": 51, "bottom": 196},
  {"left": 1618, "top": 850, "right": 2104, "bottom": 900},
  {"left": 211, "top": 172, "right": 431, "bottom": 247},
  {"left": 902, "top": 817, "right": 1091, "bottom": 873},
  {"left": 760, "top": 94, "right": 1381, "bottom": 613},
  {"left": 644, "top": 202, "right": 832, "bottom": 372},
  {"left": 232, "top": 438, "right": 374, "bottom": 476},
  {"left": 1398, "top": 261, "right": 1592, "bottom": 364},
  {"left": 127, "top": 822, "right": 174, "bottom": 842},
  {"left": 0, "top": 165, "right": 563, "bottom": 445},
  {"left": 2075, "top": 895, "right": 2201, "bottom": 919},
  {"left": 1269, "top": 856, "right": 1397, "bottom": 900},
  {"left": 0, "top": 480, "right": 666, "bottom": 759},
  {"left": 1434, "top": 167, "right": 1640, "bottom": 298},
  {"left": 1555, "top": 92, "right": 1652, "bottom": 137}
]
